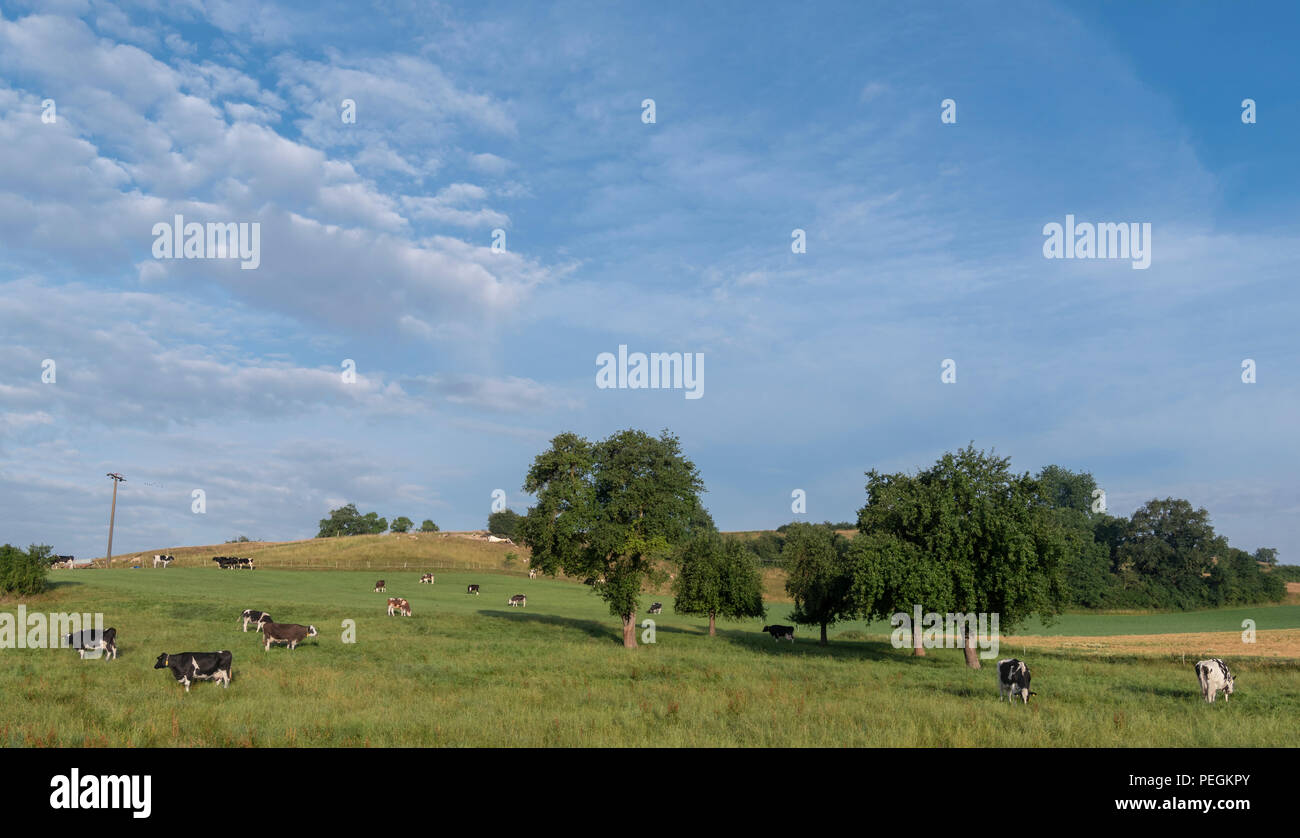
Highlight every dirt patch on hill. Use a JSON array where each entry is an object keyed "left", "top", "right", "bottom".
[{"left": 1004, "top": 629, "right": 1300, "bottom": 658}]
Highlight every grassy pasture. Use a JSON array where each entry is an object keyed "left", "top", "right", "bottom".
[{"left": 3, "top": 566, "right": 1299, "bottom": 747}]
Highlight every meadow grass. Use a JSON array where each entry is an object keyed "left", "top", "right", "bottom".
[{"left": 3, "top": 566, "right": 1298, "bottom": 747}]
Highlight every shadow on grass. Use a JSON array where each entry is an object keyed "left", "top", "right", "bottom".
[
  {"left": 477, "top": 610, "right": 739, "bottom": 645},
  {"left": 477, "top": 610, "right": 958, "bottom": 664},
  {"left": 722, "top": 630, "right": 939, "bottom": 664}
]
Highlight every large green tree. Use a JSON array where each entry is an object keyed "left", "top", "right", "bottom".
[
  {"left": 390, "top": 516, "right": 413, "bottom": 534},
  {"left": 1033, "top": 465, "right": 1113, "bottom": 608},
  {"left": 519, "top": 429, "right": 707, "bottom": 648},
  {"left": 783, "top": 522, "right": 855, "bottom": 645},
  {"left": 850, "top": 446, "right": 1068, "bottom": 667},
  {"left": 672, "top": 533, "right": 766, "bottom": 636},
  {"left": 1114, "top": 498, "right": 1225, "bottom": 609}
]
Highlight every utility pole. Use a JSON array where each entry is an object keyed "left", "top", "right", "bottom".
[{"left": 105, "top": 473, "right": 125, "bottom": 567}]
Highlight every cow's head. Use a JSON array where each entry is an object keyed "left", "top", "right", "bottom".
[
  {"left": 307, "top": 625, "right": 319, "bottom": 637},
  {"left": 154, "top": 653, "right": 170, "bottom": 669},
  {"left": 1224, "top": 673, "right": 1235, "bottom": 695}
]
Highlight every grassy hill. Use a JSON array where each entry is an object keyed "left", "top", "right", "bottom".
[{"left": 93, "top": 531, "right": 529, "bottom": 574}]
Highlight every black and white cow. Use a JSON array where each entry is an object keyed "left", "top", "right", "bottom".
[
  {"left": 64, "top": 627, "right": 118, "bottom": 660},
  {"left": 508, "top": 594, "right": 526, "bottom": 607},
  {"left": 762, "top": 624, "right": 795, "bottom": 642},
  {"left": 1195, "top": 658, "right": 1235, "bottom": 703},
  {"left": 239, "top": 609, "right": 273, "bottom": 632},
  {"left": 997, "top": 658, "right": 1037, "bottom": 704},
  {"left": 467, "top": 584, "right": 480, "bottom": 595},
  {"left": 154, "top": 651, "right": 232, "bottom": 692},
  {"left": 648, "top": 603, "right": 663, "bottom": 615},
  {"left": 419, "top": 573, "right": 434, "bottom": 584},
  {"left": 153, "top": 554, "right": 174, "bottom": 568}
]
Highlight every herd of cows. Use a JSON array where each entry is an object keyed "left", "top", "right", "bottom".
[{"left": 50, "top": 554, "right": 1243, "bottom": 705}]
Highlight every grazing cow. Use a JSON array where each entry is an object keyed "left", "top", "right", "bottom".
[
  {"left": 528, "top": 568, "right": 537, "bottom": 579},
  {"left": 997, "top": 658, "right": 1037, "bottom": 704},
  {"left": 648, "top": 602, "right": 663, "bottom": 615},
  {"left": 235, "top": 557, "right": 255, "bottom": 570},
  {"left": 419, "top": 573, "right": 434, "bottom": 584},
  {"left": 387, "top": 597, "right": 412, "bottom": 617},
  {"left": 508, "top": 594, "right": 526, "bottom": 607},
  {"left": 762, "top": 625, "right": 795, "bottom": 642},
  {"left": 260, "top": 622, "right": 318, "bottom": 651},
  {"left": 153, "top": 554, "right": 174, "bottom": 568},
  {"left": 52, "top": 554, "right": 75, "bottom": 569},
  {"left": 467, "top": 584, "right": 480, "bottom": 595},
  {"left": 374, "top": 580, "right": 386, "bottom": 593},
  {"left": 1195, "top": 659, "right": 1235, "bottom": 703},
  {"left": 154, "top": 651, "right": 232, "bottom": 692},
  {"left": 212, "top": 556, "right": 240, "bottom": 569},
  {"left": 64, "top": 627, "right": 118, "bottom": 660},
  {"left": 239, "top": 609, "right": 273, "bottom": 632}
]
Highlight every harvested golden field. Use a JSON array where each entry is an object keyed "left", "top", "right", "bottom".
[{"left": 1004, "top": 629, "right": 1300, "bottom": 659}]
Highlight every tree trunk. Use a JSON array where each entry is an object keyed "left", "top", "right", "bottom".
[
  {"left": 819, "top": 622, "right": 828, "bottom": 645},
  {"left": 621, "top": 612, "right": 638, "bottom": 649},
  {"left": 912, "top": 620, "right": 926, "bottom": 656},
  {"left": 961, "top": 622, "right": 980, "bottom": 669},
  {"left": 708, "top": 612, "right": 716, "bottom": 636}
]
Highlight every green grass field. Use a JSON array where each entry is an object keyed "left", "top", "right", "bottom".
[{"left": 3, "top": 565, "right": 1299, "bottom": 747}]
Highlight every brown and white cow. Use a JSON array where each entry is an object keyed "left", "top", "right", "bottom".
[
  {"left": 387, "top": 597, "right": 411, "bottom": 617},
  {"left": 419, "top": 573, "right": 434, "bottom": 584},
  {"left": 374, "top": 580, "right": 386, "bottom": 593},
  {"left": 260, "top": 621, "right": 318, "bottom": 651},
  {"left": 508, "top": 594, "right": 526, "bottom": 608}
]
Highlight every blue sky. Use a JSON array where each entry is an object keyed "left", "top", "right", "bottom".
[{"left": 1, "top": 0, "right": 1297, "bottom": 562}]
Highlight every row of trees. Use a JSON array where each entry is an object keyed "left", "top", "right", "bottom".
[
  {"left": 317, "top": 504, "right": 438, "bottom": 537},
  {"left": 517, "top": 430, "right": 1285, "bottom": 656}
]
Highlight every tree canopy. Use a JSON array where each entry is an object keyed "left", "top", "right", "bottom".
[
  {"left": 519, "top": 428, "right": 708, "bottom": 648},
  {"left": 317, "top": 504, "right": 389, "bottom": 537},
  {"left": 672, "top": 533, "right": 766, "bottom": 635},
  {"left": 784, "top": 522, "right": 855, "bottom": 645}
]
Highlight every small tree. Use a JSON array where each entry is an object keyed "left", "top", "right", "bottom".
[
  {"left": 0, "top": 544, "right": 50, "bottom": 596},
  {"left": 390, "top": 516, "right": 413, "bottom": 534},
  {"left": 488, "top": 509, "right": 523, "bottom": 539},
  {"left": 420, "top": 519, "right": 439, "bottom": 532},
  {"left": 672, "top": 534, "right": 766, "bottom": 635},
  {"left": 784, "top": 523, "right": 854, "bottom": 645}
]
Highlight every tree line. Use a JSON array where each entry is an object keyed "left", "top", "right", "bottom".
[
  {"left": 515, "top": 430, "right": 1286, "bottom": 654},
  {"left": 317, "top": 504, "right": 438, "bottom": 537}
]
